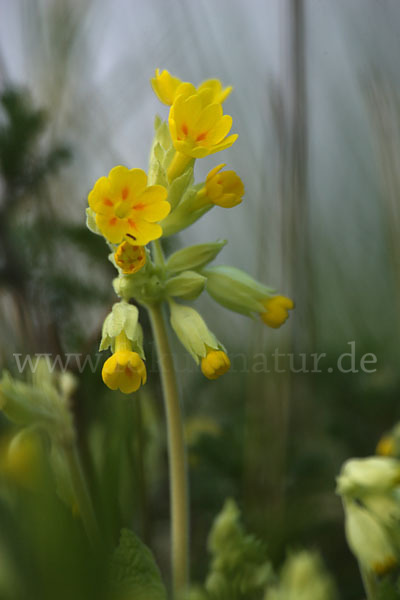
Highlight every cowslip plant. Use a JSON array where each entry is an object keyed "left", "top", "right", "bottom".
[
  {"left": 337, "top": 444, "right": 400, "bottom": 599},
  {"left": 86, "top": 69, "right": 294, "bottom": 597}
]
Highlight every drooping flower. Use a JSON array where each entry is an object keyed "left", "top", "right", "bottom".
[
  {"left": 169, "top": 300, "right": 230, "bottom": 379},
  {"left": 168, "top": 88, "right": 238, "bottom": 180},
  {"left": 114, "top": 241, "right": 146, "bottom": 274},
  {"left": 102, "top": 332, "right": 147, "bottom": 394},
  {"left": 194, "top": 164, "right": 244, "bottom": 209},
  {"left": 88, "top": 166, "right": 170, "bottom": 245},
  {"left": 151, "top": 69, "right": 232, "bottom": 106},
  {"left": 261, "top": 296, "right": 294, "bottom": 328},
  {"left": 201, "top": 348, "right": 231, "bottom": 380}
]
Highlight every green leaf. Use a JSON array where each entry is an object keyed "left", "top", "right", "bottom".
[{"left": 110, "top": 529, "right": 167, "bottom": 600}]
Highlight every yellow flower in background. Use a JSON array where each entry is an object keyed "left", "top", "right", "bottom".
[
  {"left": 88, "top": 166, "right": 170, "bottom": 246},
  {"left": 151, "top": 69, "right": 232, "bottom": 106},
  {"left": 102, "top": 351, "right": 147, "bottom": 394},
  {"left": 102, "top": 331, "right": 147, "bottom": 394},
  {"left": 201, "top": 348, "right": 231, "bottom": 380},
  {"left": 195, "top": 163, "right": 244, "bottom": 209},
  {"left": 114, "top": 241, "right": 146, "bottom": 274},
  {"left": 168, "top": 89, "right": 238, "bottom": 180},
  {"left": 261, "top": 295, "right": 294, "bottom": 328}
]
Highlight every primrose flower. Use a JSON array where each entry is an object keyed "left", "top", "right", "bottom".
[
  {"left": 102, "top": 332, "right": 147, "bottom": 394},
  {"left": 168, "top": 88, "right": 238, "bottom": 180},
  {"left": 88, "top": 166, "right": 170, "bottom": 245},
  {"left": 194, "top": 164, "right": 244, "bottom": 209},
  {"left": 201, "top": 348, "right": 231, "bottom": 380},
  {"left": 114, "top": 242, "right": 146, "bottom": 275},
  {"left": 261, "top": 296, "right": 294, "bottom": 328},
  {"left": 151, "top": 68, "right": 232, "bottom": 106}
]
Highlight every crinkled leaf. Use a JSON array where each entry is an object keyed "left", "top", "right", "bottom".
[{"left": 110, "top": 529, "right": 167, "bottom": 600}]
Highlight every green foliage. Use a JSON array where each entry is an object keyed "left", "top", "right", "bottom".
[
  {"left": 110, "top": 528, "right": 167, "bottom": 600},
  {"left": 0, "top": 88, "right": 69, "bottom": 192},
  {"left": 188, "top": 499, "right": 273, "bottom": 600}
]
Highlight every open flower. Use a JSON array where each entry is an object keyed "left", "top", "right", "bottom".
[
  {"left": 168, "top": 88, "right": 238, "bottom": 180},
  {"left": 88, "top": 166, "right": 170, "bottom": 245},
  {"left": 114, "top": 241, "right": 146, "bottom": 274},
  {"left": 151, "top": 69, "right": 232, "bottom": 106},
  {"left": 102, "top": 350, "right": 147, "bottom": 394},
  {"left": 261, "top": 295, "right": 294, "bottom": 328},
  {"left": 195, "top": 164, "right": 244, "bottom": 209},
  {"left": 201, "top": 348, "right": 231, "bottom": 380}
]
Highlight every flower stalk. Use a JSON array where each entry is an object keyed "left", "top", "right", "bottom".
[{"left": 148, "top": 301, "right": 189, "bottom": 596}]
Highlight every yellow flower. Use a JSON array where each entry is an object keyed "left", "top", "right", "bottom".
[
  {"left": 195, "top": 163, "right": 244, "bottom": 209},
  {"left": 151, "top": 69, "right": 232, "bottom": 106},
  {"left": 102, "top": 332, "right": 147, "bottom": 394},
  {"left": 201, "top": 348, "right": 231, "bottom": 380},
  {"left": 168, "top": 88, "right": 238, "bottom": 180},
  {"left": 114, "top": 241, "right": 146, "bottom": 274},
  {"left": 261, "top": 295, "right": 294, "bottom": 328},
  {"left": 88, "top": 166, "right": 170, "bottom": 246}
]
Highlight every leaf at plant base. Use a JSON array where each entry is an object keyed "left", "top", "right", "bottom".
[{"left": 110, "top": 528, "right": 167, "bottom": 600}]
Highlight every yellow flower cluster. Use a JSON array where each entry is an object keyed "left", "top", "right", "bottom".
[
  {"left": 86, "top": 69, "right": 294, "bottom": 395},
  {"left": 151, "top": 69, "right": 238, "bottom": 181}
]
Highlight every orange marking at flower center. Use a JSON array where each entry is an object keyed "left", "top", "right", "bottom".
[
  {"left": 109, "top": 217, "right": 117, "bottom": 225},
  {"left": 128, "top": 219, "right": 138, "bottom": 230},
  {"left": 125, "top": 366, "right": 133, "bottom": 376},
  {"left": 133, "top": 203, "right": 145, "bottom": 210},
  {"left": 181, "top": 123, "right": 188, "bottom": 136},
  {"left": 104, "top": 198, "right": 113, "bottom": 206},
  {"left": 122, "top": 187, "right": 129, "bottom": 200},
  {"left": 196, "top": 132, "right": 207, "bottom": 141}
]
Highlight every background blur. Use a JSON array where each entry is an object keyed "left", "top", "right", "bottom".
[{"left": 1, "top": 1, "right": 400, "bottom": 598}]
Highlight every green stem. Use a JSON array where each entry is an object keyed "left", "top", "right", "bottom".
[
  {"left": 63, "top": 441, "right": 102, "bottom": 548},
  {"left": 147, "top": 302, "right": 189, "bottom": 597}
]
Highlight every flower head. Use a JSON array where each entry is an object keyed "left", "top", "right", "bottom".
[
  {"left": 261, "top": 295, "right": 294, "bottom": 328},
  {"left": 169, "top": 88, "right": 238, "bottom": 161},
  {"left": 200, "top": 163, "right": 244, "bottom": 208},
  {"left": 201, "top": 348, "right": 231, "bottom": 380},
  {"left": 151, "top": 69, "right": 232, "bottom": 106},
  {"left": 88, "top": 166, "right": 170, "bottom": 245},
  {"left": 102, "top": 350, "right": 147, "bottom": 394},
  {"left": 114, "top": 242, "right": 146, "bottom": 274}
]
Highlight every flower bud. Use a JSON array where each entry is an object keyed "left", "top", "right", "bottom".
[
  {"left": 201, "top": 349, "right": 230, "bottom": 380},
  {"left": 205, "top": 265, "right": 274, "bottom": 316},
  {"left": 169, "top": 301, "right": 222, "bottom": 363},
  {"left": 198, "top": 164, "right": 244, "bottom": 208},
  {"left": 261, "top": 296, "right": 294, "bottom": 328},
  {"left": 336, "top": 457, "right": 400, "bottom": 497},
  {"left": 165, "top": 241, "right": 226, "bottom": 274},
  {"left": 165, "top": 271, "right": 206, "bottom": 300},
  {"left": 343, "top": 500, "right": 397, "bottom": 576}
]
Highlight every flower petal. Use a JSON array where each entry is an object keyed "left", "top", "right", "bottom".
[
  {"left": 88, "top": 176, "right": 114, "bottom": 216},
  {"left": 96, "top": 214, "right": 128, "bottom": 244},
  {"left": 125, "top": 219, "right": 163, "bottom": 246}
]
